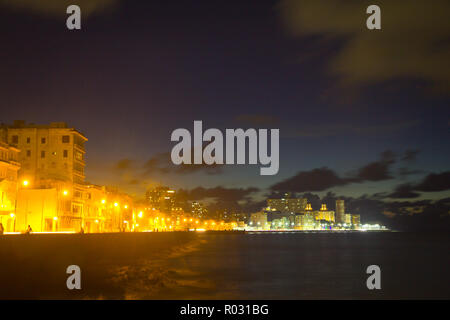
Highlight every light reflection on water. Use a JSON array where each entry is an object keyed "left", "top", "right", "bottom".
[{"left": 113, "top": 232, "right": 450, "bottom": 299}]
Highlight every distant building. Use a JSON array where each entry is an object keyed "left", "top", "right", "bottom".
[
  {"left": 351, "top": 214, "right": 361, "bottom": 228},
  {"left": 145, "top": 186, "right": 176, "bottom": 214},
  {"left": 344, "top": 213, "right": 352, "bottom": 225},
  {"left": 314, "top": 204, "right": 335, "bottom": 223},
  {"left": 295, "top": 213, "right": 315, "bottom": 230},
  {"left": 336, "top": 199, "right": 345, "bottom": 223},
  {"left": 267, "top": 193, "right": 307, "bottom": 213},
  {"left": 191, "top": 201, "right": 207, "bottom": 219},
  {"left": 249, "top": 211, "right": 268, "bottom": 229}
]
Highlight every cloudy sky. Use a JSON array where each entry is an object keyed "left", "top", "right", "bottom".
[{"left": 1, "top": 0, "right": 449, "bottom": 215}]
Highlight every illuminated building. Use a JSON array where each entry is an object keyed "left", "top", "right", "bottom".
[
  {"left": 344, "top": 213, "right": 352, "bottom": 224},
  {"left": 0, "top": 142, "right": 20, "bottom": 231},
  {"left": 249, "top": 211, "right": 268, "bottom": 229},
  {"left": 314, "top": 204, "right": 335, "bottom": 223},
  {"left": 191, "top": 201, "right": 207, "bottom": 219},
  {"left": 267, "top": 193, "right": 307, "bottom": 213},
  {"left": 351, "top": 214, "right": 361, "bottom": 228},
  {"left": 145, "top": 186, "right": 177, "bottom": 214},
  {"left": 336, "top": 199, "right": 345, "bottom": 223},
  {"left": 296, "top": 213, "right": 315, "bottom": 230},
  {"left": 1, "top": 121, "right": 88, "bottom": 231}
]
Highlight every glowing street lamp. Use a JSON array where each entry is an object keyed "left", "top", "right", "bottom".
[
  {"left": 138, "top": 211, "right": 143, "bottom": 218},
  {"left": 114, "top": 202, "right": 119, "bottom": 207},
  {"left": 22, "top": 180, "right": 29, "bottom": 187},
  {"left": 101, "top": 199, "right": 106, "bottom": 204},
  {"left": 10, "top": 213, "right": 16, "bottom": 232},
  {"left": 62, "top": 190, "right": 68, "bottom": 196}
]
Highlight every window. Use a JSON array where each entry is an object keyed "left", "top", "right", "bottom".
[
  {"left": 41, "top": 151, "right": 45, "bottom": 158},
  {"left": 62, "top": 135, "right": 70, "bottom": 143},
  {"left": 41, "top": 137, "right": 46, "bottom": 144},
  {"left": 26, "top": 150, "right": 31, "bottom": 157},
  {"left": 63, "top": 150, "right": 68, "bottom": 158},
  {"left": 11, "top": 136, "right": 18, "bottom": 144},
  {"left": 26, "top": 137, "right": 30, "bottom": 144}
]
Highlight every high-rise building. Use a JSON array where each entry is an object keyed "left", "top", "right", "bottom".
[
  {"left": 336, "top": 199, "right": 345, "bottom": 223},
  {"left": 191, "top": 201, "right": 207, "bottom": 219},
  {"left": 267, "top": 193, "right": 307, "bottom": 213},
  {"left": 145, "top": 186, "right": 176, "bottom": 214}
]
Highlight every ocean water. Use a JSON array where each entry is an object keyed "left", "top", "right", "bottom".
[
  {"left": 1, "top": 232, "right": 449, "bottom": 299},
  {"left": 112, "top": 232, "right": 450, "bottom": 299}
]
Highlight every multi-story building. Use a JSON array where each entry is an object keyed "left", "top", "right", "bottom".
[
  {"left": 1, "top": 121, "right": 88, "bottom": 231},
  {"left": 314, "top": 204, "right": 335, "bottom": 223},
  {"left": 0, "top": 142, "right": 20, "bottom": 232},
  {"left": 191, "top": 201, "right": 207, "bottom": 219},
  {"left": 336, "top": 199, "right": 345, "bottom": 223},
  {"left": 344, "top": 213, "right": 352, "bottom": 225},
  {"left": 145, "top": 186, "right": 177, "bottom": 214},
  {"left": 295, "top": 213, "right": 315, "bottom": 230},
  {"left": 351, "top": 214, "right": 361, "bottom": 228},
  {"left": 267, "top": 193, "right": 307, "bottom": 213},
  {"left": 249, "top": 211, "right": 268, "bottom": 229}
]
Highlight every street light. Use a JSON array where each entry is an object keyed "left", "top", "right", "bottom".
[
  {"left": 62, "top": 190, "right": 68, "bottom": 196},
  {"left": 10, "top": 213, "right": 16, "bottom": 232},
  {"left": 22, "top": 180, "right": 29, "bottom": 187}
]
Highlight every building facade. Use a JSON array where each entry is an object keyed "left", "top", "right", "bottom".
[
  {"left": 1, "top": 121, "right": 88, "bottom": 232},
  {"left": 267, "top": 195, "right": 307, "bottom": 213},
  {"left": 0, "top": 142, "right": 20, "bottom": 232},
  {"left": 336, "top": 199, "right": 345, "bottom": 223}
]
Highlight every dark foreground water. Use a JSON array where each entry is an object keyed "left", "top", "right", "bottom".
[{"left": 0, "top": 232, "right": 449, "bottom": 299}]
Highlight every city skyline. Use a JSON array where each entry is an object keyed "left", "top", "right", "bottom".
[{"left": 1, "top": 0, "right": 449, "bottom": 230}]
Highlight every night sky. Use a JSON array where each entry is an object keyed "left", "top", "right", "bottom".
[{"left": 1, "top": 0, "right": 449, "bottom": 222}]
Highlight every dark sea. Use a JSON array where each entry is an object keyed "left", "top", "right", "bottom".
[
  {"left": 151, "top": 232, "right": 450, "bottom": 300},
  {"left": 1, "top": 232, "right": 449, "bottom": 299}
]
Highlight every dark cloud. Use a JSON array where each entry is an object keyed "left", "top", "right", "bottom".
[
  {"left": 415, "top": 171, "right": 450, "bottom": 192},
  {"left": 398, "top": 167, "right": 422, "bottom": 177},
  {"left": 178, "top": 186, "right": 259, "bottom": 202},
  {"left": 271, "top": 167, "right": 349, "bottom": 192},
  {"left": 279, "top": 0, "right": 450, "bottom": 93},
  {"left": 115, "top": 158, "right": 134, "bottom": 171},
  {"left": 271, "top": 150, "right": 398, "bottom": 193},
  {"left": 354, "top": 150, "right": 395, "bottom": 182},
  {"left": 234, "top": 114, "right": 280, "bottom": 127},
  {"left": 286, "top": 121, "right": 419, "bottom": 138},
  {"left": 0, "top": 0, "right": 119, "bottom": 17},
  {"left": 387, "top": 171, "right": 450, "bottom": 199},
  {"left": 387, "top": 183, "right": 420, "bottom": 199},
  {"left": 401, "top": 149, "right": 420, "bottom": 162},
  {"left": 143, "top": 152, "right": 223, "bottom": 176}
]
